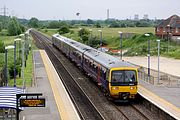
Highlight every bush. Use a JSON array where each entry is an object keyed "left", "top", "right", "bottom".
[
  {"left": 94, "top": 22, "right": 101, "bottom": 28},
  {"left": 8, "top": 62, "right": 21, "bottom": 79},
  {"left": 89, "top": 36, "right": 100, "bottom": 48},
  {"left": 0, "top": 41, "right": 5, "bottom": 53},
  {"left": 58, "top": 26, "right": 70, "bottom": 34},
  {"left": 109, "top": 21, "right": 119, "bottom": 28},
  {"left": 78, "top": 28, "right": 90, "bottom": 43}
]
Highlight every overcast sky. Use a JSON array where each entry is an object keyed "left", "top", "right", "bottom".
[{"left": 1, "top": 0, "right": 180, "bottom": 20}]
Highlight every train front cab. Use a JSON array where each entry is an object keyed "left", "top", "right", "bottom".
[{"left": 109, "top": 67, "right": 138, "bottom": 101}]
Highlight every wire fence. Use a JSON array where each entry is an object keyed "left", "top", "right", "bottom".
[{"left": 138, "top": 66, "right": 180, "bottom": 88}]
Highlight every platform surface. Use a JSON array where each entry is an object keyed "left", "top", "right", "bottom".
[
  {"left": 138, "top": 79, "right": 180, "bottom": 119},
  {"left": 21, "top": 50, "right": 80, "bottom": 120}
]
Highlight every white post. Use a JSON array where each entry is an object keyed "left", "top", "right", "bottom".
[
  {"left": 118, "top": 31, "right": 123, "bottom": 60},
  {"left": 157, "top": 39, "right": 160, "bottom": 84},
  {"left": 145, "top": 33, "right": 150, "bottom": 82},
  {"left": 98, "top": 30, "right": 102, "bottom": 51}
]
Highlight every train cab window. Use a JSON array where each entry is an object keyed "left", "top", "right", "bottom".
[
  {"left": 124, "top": 71, "right": 136, "bottom": 82},
  {"left": 111, "top": 70, "right": 136, "bottom": 86},
  {"left": 112, "top": 71, "right": 124, "bottom": 83}
]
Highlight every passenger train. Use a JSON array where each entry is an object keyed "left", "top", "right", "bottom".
[{"left": 52, "top": 34, "right": 138, "bottom": 101}]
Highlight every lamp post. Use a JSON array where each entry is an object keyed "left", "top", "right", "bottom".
[
  {"left": 118, "top": 31, "right": 123, "bottom": 60},
  {"left": 157, "top": 39, "right": 160, "bottom": 84},
  {"left": 167, "top": 24, "right": 170, "bottom": 53},
  {"left": 89, "top": 29, "right": 92, "bottom": 46},
  {"left": 98, "top": 30, "right": 102, "bottom": 51},
  {"left": 79, "top": 28, "right": 82, "bottom": 41},
  {"left": 24, "top": 33, "right": 30, "bottom": 67},
  {"left": 14, "top": 38, "right": 21, "bottom": 87},
  {"left": 5, "top": 45, "right": 15, "bottom": 86},
  {"left": 19, "top": 34, "right": 25, "bottom": 89},
  {"left": 25, "top": 33, "right": 28, "bottom": 61},
  {"left": 145, "top": 33, "right": 150, "bottom": 81}
]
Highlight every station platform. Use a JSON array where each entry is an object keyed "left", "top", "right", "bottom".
[
  {"left": 138, "top": 80, "right": 180, "bottom": 119},
  {"left": 21, "top": 50, "right": 80, "bottom": 120}
]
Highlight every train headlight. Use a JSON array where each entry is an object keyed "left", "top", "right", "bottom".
[
  {"left": 111, "top": 87, "right": 119, "bottom": 90},
  {"left": 130, "top": 86, "right": 135, "bottom": 90}
]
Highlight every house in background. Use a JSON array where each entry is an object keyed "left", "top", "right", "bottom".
[{"left": 155, "top": 15, "right": 180, "bottom": 43}]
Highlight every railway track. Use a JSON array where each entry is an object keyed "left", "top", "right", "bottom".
[
  {"left": 30, "top": 30, "right": 105, "bottom": 120},
  {"left": 114, "top": 103, "right": 150, "bottom": 120},
  {"left": 30, "top": 30, "right": 155, "bottom": 120}
]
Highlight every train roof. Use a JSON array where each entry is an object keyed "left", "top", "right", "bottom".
[{"left": 52, "top": 34, "right": 136, "bottom": 69}]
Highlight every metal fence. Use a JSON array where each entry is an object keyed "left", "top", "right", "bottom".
[
  {"left": 138, "top": 66, "right": 180, "bottom": 87},
  {"left": 0, "top": 109, "right": 16, "bottom": 120},
  {"left": 0, "top": 66, "right": 6, "bottom": 87}
]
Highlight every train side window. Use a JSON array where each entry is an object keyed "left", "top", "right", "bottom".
[
  {"left": 86, "top": 59, "right": 89, "bottom": 64},
  {"left": 93, "top": 65, "right": 97, "bottom": 73},
  {"left": 103, "top": 71, "right": 106, "bottom": 80},
  {"left": 90, "top": 62, "right": 93, "bottom": 69},
  {"left": 100, "top": 69, "right": 103, "bottom": 76},
  {"left": 100, "top": 69, "right": 106, "bottom": 80},
  {"left": 106, "top": 71, "right": 109, "bottom": 81}
]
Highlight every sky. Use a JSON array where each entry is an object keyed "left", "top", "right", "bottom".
[{"left": 0, "top": 0, "right": 180, "bottom": 20}]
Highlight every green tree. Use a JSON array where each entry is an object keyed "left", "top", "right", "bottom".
[
  {"left": 87, "top": 19, "right": 94, "bottom": 25},
  {"left": 48, "top": 21, "right": 60, "bottom": 28},
  {"left": 94, "top": 22, "right": 101, "bottom": 28},
  {"left": 28, "top": 17, "right": 39, "bottom": 28},
  {"left": 0, "top": 22, "right": 2, "bottom": 32},
  {"left": 7, "top": 17, "right": 22, "bottom": 36},
  {"left": 20, "top": 24, "right": 25, "bottom": 33},
  {"left": 58, "top": 26, "right": 70, "bottom": 34},
  {"left": 109, "top": 21, "right": 119, "bottom": 28},
  {"left": 78, "top": 28, "right": 90, "bottom": 43}
]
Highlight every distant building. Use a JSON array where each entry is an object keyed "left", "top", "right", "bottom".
[
  {"left": 107, "top": 9, "right": 109, "bottom": 20},
  {"left": 143, "top": 14, "right": 148, "bottom": 20},
  {"left": 155, "top": 15, "right": 180, "bottom": 39},
  {"left": 134, "top": 14, "right": 139, "bottom": 21}
]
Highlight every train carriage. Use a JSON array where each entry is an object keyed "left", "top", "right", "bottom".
[{"left": 52, "top": 34, "right": 138, "bottom": 101}]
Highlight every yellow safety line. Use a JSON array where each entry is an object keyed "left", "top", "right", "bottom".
[
  {"left": 138, "top": 85, "right": 180, "bottom": 118},
  {"left": 40, "top": 50, "right": 69, "bottom": 120}
]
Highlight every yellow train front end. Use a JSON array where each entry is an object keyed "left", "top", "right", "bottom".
[{"left": 109, "top": 67, "right": 138, "bottom": 101}]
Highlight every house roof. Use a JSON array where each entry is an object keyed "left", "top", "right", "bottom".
[{"left": 157, "top": 15, "right": 180, "bottom": 28}]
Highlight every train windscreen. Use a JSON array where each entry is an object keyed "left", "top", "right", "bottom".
[{"left": 111, "top": 70, "right": 137, "bottom": 86}]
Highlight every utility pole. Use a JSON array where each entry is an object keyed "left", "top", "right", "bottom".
[{"left": 1, "top": 6, "right": 8, "bottom": 29}]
